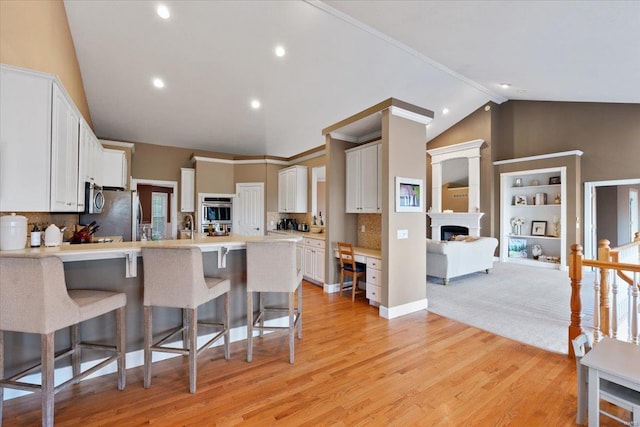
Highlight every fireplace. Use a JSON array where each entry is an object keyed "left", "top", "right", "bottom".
[{"left": 441, "top": 225, "right": 469, "bottom": 241}]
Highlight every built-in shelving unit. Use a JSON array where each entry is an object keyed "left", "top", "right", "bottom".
[{"left": 499, "top": 167, "right": 567, "bottom": 269}]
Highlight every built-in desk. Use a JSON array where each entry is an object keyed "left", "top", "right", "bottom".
[{"left": 334, "top": 246, "right": 382, "bottom": 305}]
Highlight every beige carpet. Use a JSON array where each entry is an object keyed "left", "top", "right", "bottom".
[{"left": 426, "top": 262, "right": 595, "bottom": 354}]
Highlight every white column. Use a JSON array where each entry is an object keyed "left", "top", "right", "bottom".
[
  {"left": 431, "top": 162, "right": 442, "bottom": 213},
  {"left": 467, "top": 155, "right": 480, "bottom": 213}
]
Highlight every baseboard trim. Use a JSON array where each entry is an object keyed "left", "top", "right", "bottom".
[
  {"left": 324, "top": 282, "right": 341, "bottom": 293},
  {"left": 3, "top": 317, "right": 288, "bottom": 401},
  {"left": 380, "top": 298, "right": 428, "bottom": 319}
]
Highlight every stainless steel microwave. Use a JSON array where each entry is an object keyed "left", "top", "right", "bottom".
[
  {"left": 201, "top": 197, "right": 232, "bottom": 225},
  {"left": 85, "top": 182, "right": 104, "bottom": 214}
]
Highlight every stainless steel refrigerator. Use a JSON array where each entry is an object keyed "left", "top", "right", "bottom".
[{"left": 80, "top": 189, "right": 141, "bottom": 241}]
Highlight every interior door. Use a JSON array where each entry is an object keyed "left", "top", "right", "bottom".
[
  {"left": 630, "top": 189, "right": 638, "bottom": 241},
  {"left": 235, "top": 183, "right": 264, "bottom": 236}
]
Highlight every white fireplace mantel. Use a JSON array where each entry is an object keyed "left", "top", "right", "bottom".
[{"left": 427, "top": 212, "right": 485, "bottom": 239}]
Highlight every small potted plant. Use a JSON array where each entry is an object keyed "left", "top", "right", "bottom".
[{"left": 511, "top": 217, "right": 525, "bottom": 235}]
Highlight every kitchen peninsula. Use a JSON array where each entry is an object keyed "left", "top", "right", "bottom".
[{"left": 0, "top": 233, "right": 301, "bottom": 395}]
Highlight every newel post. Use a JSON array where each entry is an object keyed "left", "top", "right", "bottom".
[
  {"left": 598, "top": 239, "right": 611, "bottom": 337},
  {"left": 568, "top": 244, "right": 584, "bottom": 358}
]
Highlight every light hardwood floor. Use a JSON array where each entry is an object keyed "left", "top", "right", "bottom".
[{"left": 2, "top": 281, "right": 625, "bottom": 426}]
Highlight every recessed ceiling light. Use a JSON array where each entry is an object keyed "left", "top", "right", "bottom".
[
  {"left": 251, "top": 99, "right": 261, "bottom": 109},
  {"left": 442, "top": 108, "right": 449, "bottom": 115},
  {"left": 500, "top": 83, "right": 511, "bottom": 89},
  {"left": 156, "top": 5, "right": 170, "bottom": 19},
  {"left": 152, "top": 78, "right": 165, "bottom": 89},
  {"left": 274, "top": 45, "right": 286, "bottom": 57}
]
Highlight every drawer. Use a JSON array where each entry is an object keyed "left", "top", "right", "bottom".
[
  {"left": 366, "top": 283, "right": 381, "bottom": 303},
  {"left": 366, "top": 268, "right": 380, "bottom": 286},
  {"left": 304, "top": 238, "right": 325, "bottom": 249},
  {"left": 366, "top": 257, "right": 381, "bottom": 269}
]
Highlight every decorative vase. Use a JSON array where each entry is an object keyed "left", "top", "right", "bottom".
[{"left": 514, "top": 224, "right": 521, "bottom": 235}]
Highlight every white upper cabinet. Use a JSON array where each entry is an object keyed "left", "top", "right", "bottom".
[
  {"left": 101, "top": 148, "right": 127, "bottom": 189},
  {"left": 50, "top": 83, "right": 80, "bottom": 211},
  {"left": 0, "top": 65, "right": 84, "bottom": 212},
  {"left": 278, "top": 165, "right": 308, "bottom": 213},
  {"left": 180, "top": 168, "right": 195, "bottom": 212},
  {"left": 77, "top": 118, "right": 104, "bottom": 211},
  {"left": 345, "top": 141, "right": 381, "bottom": 213}
]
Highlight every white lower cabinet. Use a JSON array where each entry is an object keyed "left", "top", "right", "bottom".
[
  {"left": 303, "top": 237, "right": 325, "bottom": 284},
  {"left": 365, "top": 257, "right": 382, "bottom": 305}
]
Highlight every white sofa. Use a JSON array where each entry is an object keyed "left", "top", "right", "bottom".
[{"left": 427, "top": 236, "right": 499, "bottom": 285}]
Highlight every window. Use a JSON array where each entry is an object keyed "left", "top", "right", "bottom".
[{"left": 151, "top": 192, "right": 168, "bottom": 240}]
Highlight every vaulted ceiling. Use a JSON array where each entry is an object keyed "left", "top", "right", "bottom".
[{"left": 64, "top": 0, "right": 640, "bottom": 157}]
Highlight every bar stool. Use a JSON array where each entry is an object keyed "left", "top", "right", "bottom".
[
  {"left": 246, "top": 240, "right": 302, "bottom": 364},
  {"left": 0, "top": 255, "right": 126, "bottom": 427},
  {"left": 338, "top": 242, "right": 365, "bottom": 302},
  {"left": 141, "top": 246, "right": 230, "bottom": 394}
]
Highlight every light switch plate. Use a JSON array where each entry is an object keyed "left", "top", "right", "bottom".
[{"left": 397, "top": 229, "right": 409, "bottom": 239}]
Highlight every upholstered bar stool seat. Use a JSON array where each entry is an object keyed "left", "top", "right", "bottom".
[
  {"left": 0, "top": 255, "right": 126, "bottom": 427},
  {"left": 141, "top": 246, "right": 230, "bottom": 394},
  {"left": 246, "top": 240, "right": 303, "bottom": 364}
]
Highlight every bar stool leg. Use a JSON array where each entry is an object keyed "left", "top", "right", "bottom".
[
  {"left": 298, "top": 283, "right": 303, "bottom": 339},
  {"left": 258, "top": 293, "right": 265, "bottom": 337},
  {"left": 182, "top": 308, "right": 189, "bottom": 354},
  {"left": 1, "top": 331, "right": 4, "bottom": 422},
  {"left": 223, "top": 292, "right": 230, "bottom": 360},
  {"left": 188, "top": 308, "right": 197, "bottom": 394},
  {"left": 41, "top": 332, "right": 55, "bottom": 427},
  {"left": 116, "top": 306, "right": 126, "bottom": 390},
  {"left": 143, "top": 306, "right": 152, "bottom": 389},
  {"left": 71, "top": 324, "right": 80, "bottom": 378},
  {"left": 247, "top": 291, "right": 253, "bottom": 362},
  {"left": 289, "top": 292, "right": 295, "bottom": 364}
]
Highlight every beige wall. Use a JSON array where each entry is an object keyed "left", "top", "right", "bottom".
[
  {"left": 383, "top": 111, "right": 427, "bottom": 309},
  {"left": 132, "top": 142, "right": 195, "bottom": 183},
  {"left": 0, "top": 0, "right": 92, "bottom": 127},
  {"left": 496, "top": 101, "right": 640, "bottom": 183}
]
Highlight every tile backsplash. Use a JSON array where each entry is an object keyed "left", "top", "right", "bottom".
[{"left": 357, "top": 214, "right": 381, "bottom": 250}]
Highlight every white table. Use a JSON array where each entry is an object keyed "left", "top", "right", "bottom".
[{"left": 580, "top": 337, "right": 640, "bottom": 426}]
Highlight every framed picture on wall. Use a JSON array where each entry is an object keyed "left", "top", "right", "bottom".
[{"left": 395, "top": 177, "right": 423, "bottom": 212}]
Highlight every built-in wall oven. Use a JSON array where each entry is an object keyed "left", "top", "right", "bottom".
[{"left": 200, "top": 196, "right": 233, "bottom": 232}]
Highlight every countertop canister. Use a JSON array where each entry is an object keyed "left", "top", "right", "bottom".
[{"left": 0, "top": 213, "right": 28, "bottom": 250}]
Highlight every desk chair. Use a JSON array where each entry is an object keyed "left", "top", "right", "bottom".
[
  {"left": 338, "top": 242, "right": 365, "bottom": 302},
  {"left": 0, "top": 255, "right": 126, "bottom": 427},
  {"left": 142, "top": 246, "right": 230, "bottom": 394},
  {"left": 246, "top": 240, "right": 302, "bottom": 364},
  {"left": 573, "top": 333, "right": 640, "bottom": 426}
]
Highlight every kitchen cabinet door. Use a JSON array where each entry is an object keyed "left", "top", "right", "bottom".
[
  {"left": 0, "top": 66, "right": 52, "bottom": 212},
  {"left": 50, "top": 83, "right": 79, "bottom": 212},
  {"left": 345, "top": 149, "right": 360, "bottom": 213},
  {"left": 180, "top": 168, "right": 195, "bottom": 212},
  {"left": 278, "top": 166, "right": 307, "bottom": 213},
  {"left": 102, "top": 148, "right": 127, "bottom": 188},
  {"left": 345, "top": 141, "right": 380, "bottom": 213}
]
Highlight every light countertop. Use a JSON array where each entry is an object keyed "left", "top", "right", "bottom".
[
  {"left": 0, "top": 233, "right": 302, "bottom": 263},
  {"left": 268, "top": 229, "right": 325, "bottom": 240}
]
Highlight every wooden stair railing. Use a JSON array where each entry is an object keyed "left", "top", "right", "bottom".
[{"left": 568, "top": 234, "right": 640, "bottom": 358}]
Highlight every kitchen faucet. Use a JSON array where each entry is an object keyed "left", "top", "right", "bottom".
[{"left": 186, "top": 214, "right": 195, "bottom": 240}]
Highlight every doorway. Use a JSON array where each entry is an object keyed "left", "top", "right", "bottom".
[
  {"left": 584, "top": 178, "right": 640, "bottom": 258},
  {"left": 131, "top": 178, "right": 178, "bottom": 240}
]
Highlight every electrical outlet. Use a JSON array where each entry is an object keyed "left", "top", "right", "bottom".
[
  {"left": 397, "top": 229, "right": 409, "bottom": 239},
  {"left": 361, "top": 225, "right": 365, "bottom": 232}
]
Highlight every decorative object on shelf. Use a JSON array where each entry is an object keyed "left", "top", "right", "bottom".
[
  {"left": 531, "top": 220, "right": 547, "bottom": 236},
  {"left": 554, "top": 193, "right": 561, "bottom": 204},
  {"left": 513, "top": 177, "right": 523, "bottom": 187},
  {"left": 395, "top": 176, "right": 423, "bottom": 212},
  {"left": 534, "top": 193, "right": 547, "bottom": 205},
  {"left": 514, "top": 195, "right": 527, "bottom": 205},
  {"left": 552, "top": 215, "right": 560, "bottom": 237},
  {"left": 539, "top": 255, "right": 560, "bottom": 264},
  {"left": 532, "top": 244, "right": 543, "bottom": 260},
  {"left": 511, "top": 217, "right": 525, "bottom": 235},
  {"left": 508, "top": 238, "right": 527, "bottom": 258},
  {"left": 549, "top": 176, "right": 561, "bottom": 185},
  {"left": 530, "top": 179, "right": 539, "bottom": 186}
]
